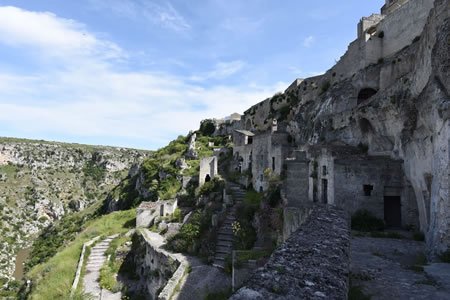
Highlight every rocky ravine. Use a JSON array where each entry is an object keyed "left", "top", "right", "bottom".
[{"left": 0, "top": 137, "right": 150, "bottom": 280}]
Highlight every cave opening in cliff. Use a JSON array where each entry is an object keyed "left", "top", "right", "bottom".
[{"left": 357, "top": 88, "right": 378, "bottom": 104}]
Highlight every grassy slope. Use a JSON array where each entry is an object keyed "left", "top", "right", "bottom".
[{"left": 26, "top": 206, "right": 135, "bottom": 300}]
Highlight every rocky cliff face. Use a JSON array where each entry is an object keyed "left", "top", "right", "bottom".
[
  {"left": 236, "top": 0, "right": 449, "bottom": 256},
  {"left": 0, "top": 137, "right": 149, "bottom": 280}
]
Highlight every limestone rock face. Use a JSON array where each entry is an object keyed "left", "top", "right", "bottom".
[
  {"left": 184, "top": 133, "right": 198, "bottom": 160},
  {"left": 175, "top": 158, "right": 190, "bottom": 172}
]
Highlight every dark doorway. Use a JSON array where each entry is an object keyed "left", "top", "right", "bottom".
[
  {"left": 384, "top": 196, "right": 401, "bottom": 227},
  {"left": 313, "top": 179, "right": 318, "bottom": 202},
  {"left": 205, "top": 174, "right": 211, "bottom": 183},
  {"left": 322, "top": 179, "right": 328, "bottom": 204}
]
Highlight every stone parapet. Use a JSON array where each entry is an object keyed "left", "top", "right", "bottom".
[{"left": 230, "top": 205, "right": 350, "bottom": 300}]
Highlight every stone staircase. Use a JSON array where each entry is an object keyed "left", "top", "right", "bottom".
[
  {"left": 83, "top": 233, "right": 119, "bottom": 299},
  {"left": 213, "top": 183, "right": 246, "bottom": 269}
]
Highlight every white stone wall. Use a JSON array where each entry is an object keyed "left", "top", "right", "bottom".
[
  {"left": 378, "top": 0, "right": 434, "bottom": 58},
  {"left": 199, "top": 156, "right": 218, "bottom": 186}
]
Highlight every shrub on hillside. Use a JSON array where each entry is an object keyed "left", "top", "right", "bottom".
[
  {"left": 351, "top": 209, "right": 384, "bottom": 232},
  {"left": 199, "top": 121, "right": 216, "bottom": 137}
]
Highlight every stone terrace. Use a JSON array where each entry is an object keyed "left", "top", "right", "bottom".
[{"left": 230, "top": 205, "right": 350, "bottom": 300}]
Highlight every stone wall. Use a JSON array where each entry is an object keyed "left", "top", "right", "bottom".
[
  {"left": 132, "top": 230, "right": 182, "bottom": 300},
  {"left": 283, "top": 151, "right": 309, "bottom": 207},
  {"left": 230, "top": 205, "right": 350, "bottom": 300},
  {"left": 136, "top": 200, "right": 178, "bottom": 228},
  {"left": 251, "top": 131, "right": 292, "bottom": 192}
]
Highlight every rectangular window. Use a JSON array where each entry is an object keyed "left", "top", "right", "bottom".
[
  {"left": 363, "top": 184, "right": 374, "bottom": 196},
  {"left": 272, "top": 157, "right": 275, "bottom": 171}
]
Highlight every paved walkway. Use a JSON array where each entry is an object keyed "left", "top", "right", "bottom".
[
  {"left": 83, "top": 234, "right": 120, "bottom": 299},
  {"left": 350, "top": 235, "right": 450, "bottom": 300}
]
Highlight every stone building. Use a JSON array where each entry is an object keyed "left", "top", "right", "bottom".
[
  {"left": 136, "top": 199, "right": 178, "bottom": 227},
  {"left": 232, "top": 129, "right": 255, "bottom": 173},
  {"left": 305, "top": 145, "right": 419, "bottom": 228},
  {"left": 199, "top": 156, "right": 218, "bottom": 186},
  {"left": 251, "top": 128, "right": 293, "bottom": 192}
]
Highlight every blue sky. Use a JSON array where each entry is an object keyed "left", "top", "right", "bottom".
[{"left": 0, "top": 0, "right": 384, "bottom": 150}]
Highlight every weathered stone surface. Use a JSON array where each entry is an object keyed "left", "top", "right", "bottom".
[
  {"left": 230, "top": 205, "right": 350, "bottom": 300},
  {"left": 351, "top": 235, "right": 450, "bottom": 299},
  {"left": 184, "top": 133, "right": 198, "bottom": 160}
]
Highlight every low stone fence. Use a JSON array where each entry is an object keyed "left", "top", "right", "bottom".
[{"left": 230, "top": 205, "right": 350, "bottom": 300}]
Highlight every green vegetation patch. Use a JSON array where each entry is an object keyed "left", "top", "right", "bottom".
[{"left": 351, "top": 209, "right": 384, "bottom": 232}]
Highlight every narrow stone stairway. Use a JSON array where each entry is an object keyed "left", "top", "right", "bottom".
[
  {"left": 213, "top": 183, "right": 246, "bottom": 269},
  {"left": 83, "top": 233, "right": 119, "bottom": 299}
]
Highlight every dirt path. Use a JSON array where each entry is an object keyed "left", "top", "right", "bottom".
[{"left": 350, "top": 235, "right": 450, "bottom": 299}]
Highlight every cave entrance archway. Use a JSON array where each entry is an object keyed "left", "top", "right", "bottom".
[
  {"left": 205, "top": 174, "right": 211, "bottom": 183},
  {"left": 245, "top": 119, "right": 253, "bottom": 130},
  {"left": 357, "top": 88, "right": 378, "bottom": 105}
]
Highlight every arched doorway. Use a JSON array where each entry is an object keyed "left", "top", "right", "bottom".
[{"left": 205, "top": 174, "right": 211, "bottom": 183}]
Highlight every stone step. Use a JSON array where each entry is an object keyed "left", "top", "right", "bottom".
[
  {"left": 88, "top": 257, "right": 106, "bottom": 263},
  {"left": 215, "top": 246, "right": 231, "bottom": 254},
  {"left": 214, "top": 253, "right": 227, "bottom": 260},
  {"left": 88, "top": 256, "right": 106, "bottom": 261},
  {"left": 217, "top": 235, "right": 234, "bottom": 242},
  {"left": 218, "top": 229, "right": 234, "bottom": 236},
  {"left": 86, "top": 263, "right": 104, "bottom": 269},
  {"left": 212, "top": 263, "right": 225, "bottom": 269},
  {"left": 216, "top": 240, "right": 233, "bottom": 247},
  {"left": 89, "top": 253, "right": 106, "bottom": 258},
  {"left": 91, "top": 246, "right": 109, "bottom": 253}
]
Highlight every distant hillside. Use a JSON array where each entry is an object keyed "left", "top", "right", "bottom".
[{"left": 0, "top": 137, "right": 150, "bottom": 281}]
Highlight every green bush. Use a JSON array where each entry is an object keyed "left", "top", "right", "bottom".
[
  {"left": 167, "top": 211, "right": 209, "bottom": 253},
  {"left": 351, "top": 209, "right": 384, "bottom": 232},
  {"left": 82, "top": 161, "right": 106, "bottom": 182},
  {"left": 268, "top": 186, "right": 281, "bottom": 208},
  {"left": 199, "top": 121, "right": 216, "bottom": 137},
  {"left": 439, "top": 249, "right": 450, "bottom": 263},
  {"left": 196, "top": 177, "right": 223, "bottom": 197},
  {"left": 157, "top": 176, "right": 181, "bottom": 200},
  {"left": 413, "top": 231, "right": 425, "bottom": 241},
  {"left": 244, "top": 190, "right": 263, "bottom": 206}
]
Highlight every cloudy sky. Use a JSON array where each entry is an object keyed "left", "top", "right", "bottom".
[{"left": 0, "top": 0, "right": 383, "bottom": 150}]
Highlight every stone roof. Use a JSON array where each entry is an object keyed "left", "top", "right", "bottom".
[{"left": 234, "top": 130, "right": 255, "bottom": 136}]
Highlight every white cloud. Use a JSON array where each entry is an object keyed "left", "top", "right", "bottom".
[
  {"left": 189, "top": 60, "right": 245, "bottom": 81},
  {"left": 303, "top": 35, "right": 314, "bottom": 47},
  {"left": 0, "top": 6, "right": 285, "bottom": 149},
  {"left": 0, "top": 6, "right": 123, "bottom": 60}
]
